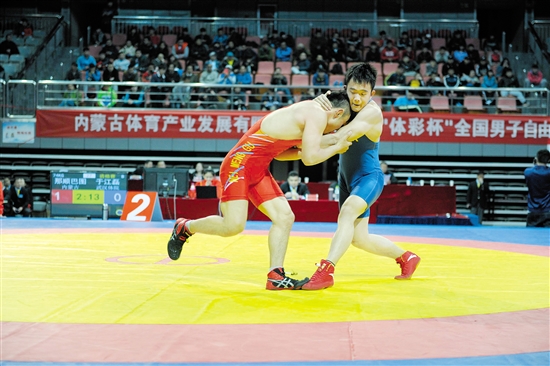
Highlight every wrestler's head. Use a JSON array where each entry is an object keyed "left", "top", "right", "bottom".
[
  {"left": 324, "top": 90, "right": 351, "bottom": 133},
  {"left": 344, "top": 63, "right": 377, "bottom": 113}
]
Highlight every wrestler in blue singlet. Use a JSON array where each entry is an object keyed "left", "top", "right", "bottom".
[{"left": 338, "top": 103, "right": 384, "bottom": 219}]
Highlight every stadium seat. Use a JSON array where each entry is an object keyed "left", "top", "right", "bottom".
[
  {"left": 497, "top": 96, "right": 519, "bottom": 113},
  {"left": 437, "top": 29, "right": 451, "bottom": 39},
  {"left": 430, "top": 96, "right": 451, "bottom": 112},
  {"left": 17, "top": 46, "right": 32, "bottom": 58},
  {"left": 254, "top": 74, "right": 272, "bottom": 85},
  {"left": 357, "top": 28, "right": 369, "bottom": 38},
  {"left": 431, "top": 38, "right": 446, "bottom": 51},
  {"left": 295, "top": 37, "right": 310, "bottom": 50},
  {"left": 291, "top": 74, "right": 310, "bottom": 86},
  {"left": 111, "top": 33, "right": 127, "bottom": 47},
  {"left": 371, "top": 62, "right": 382, "bottom": 76},
  {"left": 245, "top": 36, "right": 261, "bottom": 47},
  {"left": 162, "top": 34, "right": 177, "bottom": 47},
  {"left": 340, "top": 28, "right": 353, "bottom": 38},
  {"left": 362, "top": 37, "right": 375, "bottom": 48},
  {"left": 329, "top": 74, "right": 345, "bottom": 87},
  {"left": 276, "top": 61, "right": 292, "bottom": 74},
  {"left": 382, "top": 62, "right": 398, "bottom": 77},
  {"left": 256, "top": 61, "right": 275, "bottom": 75},
  {"left": 464, "top": 95, "right": 485, "bottom": 113},
  {"left": 465, "top": 38, "right": 480, "bottom": 50}
]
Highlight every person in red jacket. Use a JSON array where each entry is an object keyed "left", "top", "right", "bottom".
[
  {"left": 380, "top": 40, "right": 400, "bottom": 63},
  {"left": 524, "top": 64, "right": 548, "bottom": 88}
]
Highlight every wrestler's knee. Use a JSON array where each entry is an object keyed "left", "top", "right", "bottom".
[
  {"left": 220, "top": 216, "right": 246, "bottom": 236},
  {"left": 271, "top": 207, "right": 295, "bottom": 228}
]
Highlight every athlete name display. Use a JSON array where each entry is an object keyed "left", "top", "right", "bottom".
[{"left": 50, "top": 171, "right": 128, "bottom": 218}]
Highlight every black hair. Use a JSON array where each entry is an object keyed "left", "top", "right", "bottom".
[
  {"left": 288, "top": 171, "right": 299, "bottom": 178},
  {"left": 536, "top": 149, "right": 550, "bottom": 164},
  {"left": 326, "top": 90, "right": 351, "bottom": 119},
  {"left": 344, "top": 63, "right": 377, "bottom": 90},
  {"left": 204, "top": 169, "right": 215, "bottom": 175}
]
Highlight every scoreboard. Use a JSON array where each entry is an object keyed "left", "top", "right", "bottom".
[{"left": 50, "top": 171, "right": 128, "bottom": 218}]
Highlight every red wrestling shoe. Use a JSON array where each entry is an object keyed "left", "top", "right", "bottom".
[
  {"left": 395, "top": 251, "right": 420, "bottom": 280},
  {"left": 301, "top": 259, "right": 335, "bottom": 290},
  {"left": 266, "top": 268, "right": 308, "bottom": 290},
  {"left": 167, "top": 218, "right": 193, "bottom": 260}
]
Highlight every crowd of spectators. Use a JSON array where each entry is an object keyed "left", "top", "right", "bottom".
[{"left": 58, "top": 23, "right": 547, "bottom": 110}]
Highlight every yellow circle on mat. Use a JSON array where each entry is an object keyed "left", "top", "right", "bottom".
[{"left": 1, "top": 233, "right": 548, "bottom": 325}]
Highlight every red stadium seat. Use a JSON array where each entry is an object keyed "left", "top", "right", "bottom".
[
  {"left": 497, "top": 96, "right": 519, "bottom": 113},
  {"left": 464, "top": 95, "right": 485, "bottom": 113},
  {"left": 291, "top": 74, "right": 310, "bottom": 86},
  {"left": 430, "top": 96, "right": 451, "bottom": 112},
  {"left": 256, "top": 61, "right": 275, "bottom": 75}
]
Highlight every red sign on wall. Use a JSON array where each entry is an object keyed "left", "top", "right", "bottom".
[{"left": 36, "top": 109, "right": 549, "bottom": 144}]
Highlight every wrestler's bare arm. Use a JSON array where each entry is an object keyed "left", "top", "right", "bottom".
[
  {"left": 274, "top": 147, "right": 302, "bottom": 161},
  {"left": 336, "top": 104, "right": 383, "bottom": 142}
]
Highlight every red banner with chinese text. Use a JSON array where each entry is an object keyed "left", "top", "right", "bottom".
[{"left": 36, "top": 109, "right": 549, "bottom": 144}]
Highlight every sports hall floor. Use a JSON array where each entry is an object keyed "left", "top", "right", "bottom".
[{"left": 1, "top": 218, "right": 549, "bottom": 366}]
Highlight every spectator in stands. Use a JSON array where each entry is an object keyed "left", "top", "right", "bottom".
[
  {"left": 280, "top": 171, "right": 309, "bottom": 200},
  {"left": 192, "top": 163, "right": 205, "bottom": 182},
  {"left": 345, "top": 44, "right": 362, "bottom": 63},
  {"left": 461, "top": 69, "right": 481, "bottom": 94},
  {"left": 309, "top": 29, "right": 328, "bottom": 59},
  {"left": 291, "top": 52, "right": 311, "bottom": 75},
  {"left": 122, "top": 86, "right": 144, "bottom": 108},
  {"left": 496, "top": 58, "right": 511, "bottom": 77},
  {"left": 426, "top": 73, "right": 444, "bottom": 95},
  {"left": 312, "top": 66, "right": 329, "bottom": 92},
  {"left": 59, "top": 83, "right": 82, "bottom": 107},
  {"left": 475, "top": 57, "right": 490, "bottom": 76},
  {"left": 380, "top": 40, "right": 400, "bottom": 63},
  {"left": 14, "top": 18, "right": 33, "bottom": 38},
  {"left": 309, "top": 54, "right": 328, "bottom": 74},
  {"left": 443, "top": 68, "right": 461, "bottom": 93},
  {"left": 200, "top": 63, "right": 219, "bottom": 84},
  {"left": 172, "top": 38, "right": 189, "bottom": 60},
  {"left": 172, "top": 80, "right": 192, "bottom": 109},
  {"left": 181, "top": 65, "right": 198, "bottom": 83},
  {"left": 299, "top": 87, "right": 316, "bottom": 101},
  {"left": 204, "top": 51, "right": 222, "bottom": 71},
  {"left": 196, "top": 169, "right": 223, "bottom": 198},
  {"left": 85, "top": 64, "right": 101, "bottom": 81},
  {"left": 102, "top": 62, "right": 119, "bottom": 82},
  {"left": 401, "top": 45, "right": 416, "bottom": 61},
  {"left": 524, "top": 149, "right": 550, "bottom": 227},
  {"left": 293, "top": 43, "right": 311, "bottom": 61},
  {"left": 408, "top": 72, "right": 429, "bottom": 103},
  {"left": 221, "top": 51, "right": 239, "bottom": 71},
  {"left": 457, "top": 56, "right": 475, "bottom": 77},
  {"left": 399, "top": 54, "right": 419, "bottom": 76},
  {"left": 119, "top": 40, "right": 136, "bottom": 57},
  {"left": 327, "top": 41, "right": 345, "bottom": 62},
  {"left": 525, "top": 64, "right": 548, "bottom": 88},
  {"left": 447, "top": 30, "right": 467, "bottom": 52},
  {"left": 217, "top": 65, "right": 236, "bottom": 88},
  {"left": 91, "top": 28, "right": 106, "bottom": 46},
  {"left": 76, "top": 48, "right": 96, "bottom": 71},
  {"left": 236, "top": 44, "right": 258, "bottom": 73},
  {"left": 376, "top": 30, "right": 391, "bottom": 48},
  {"left": 132, "top": 160, "right": 153, "bottom": 178},
  {"left": 397, "top": 31, "right": 413, "bottom": 50},
  {"left": 425, "top": 59, "right": 439, "bottom": 76},
  {"left": 0, "top": 180, "right": 3, "bottom": 217},
  {"left": 154, "top": 41, "right": 171, "bottom": 60},
  {"left": 195, "top": 28, "right": 212, "bottom": 46},
  {"left": 141, "top": 64, "right": 156, "bottom": 82},
  {"left": 416, "top": 32, "right": 432, "bottom": 50},
  {"left": 209, "top": 41, "right": 225, "bottom": 60},
  {"left": 165, "top": 63, "right": 181, "bottom": 83},
  {"left": 452, "top": 44, "right": 468, "bottom": 63},
  {"left": 0, "top": 34, "right": 20, "bottom": 56},
  {"left": 416, "top": 46, "right": 433, "bottom": 64},
  {"left": 225, "top": 39, "right": 238, "bottom": 55},
  {"left": 157, "top": 161, "right": 167, "bottom": 168},
  {"left": 152, "top": 53, "right": 167, "bottom": 69},
  {"left": 271, "top": 67, "right": 293, "bottom": 104},
  {"left": 498, "top": 68, "right": 528, "bottom": 106},
  {"left": 385, "top": 65, "right": 407, "bottom": 87},
  {"left": 227, "top": 28, "right": 244, "bottom": 47},
  {"left": 279, "top": 32, "right": 295, "bottom": 49},
  {"left": 275, "top": 41, "right": 293, "bottom": 62},
  {"left": 346, "top": 30, "right": 362, "bottom": 51},
  {"left": 393, "top": 91, "right": 422, "bottom": 112},
  {"left": 466, "top": 44, "right": 480, "bottom": 64},
  {"left": 126, "top": 27, "right": 141, "bottom": 47},
  {"left": 487, "top": 48, "right": 502, "bottom": 66},
  {"left": 481, "top": 69, "right": 498, "bottom": 105},
  {"left": 227, "top": 86, "right": 247, "bottom": 110},
  {"left": 327, "top": 31, "right": 344, "bottom": 52},
  {"left": 96, "top": 52, "right": 107, "bottom": 71},
  {"left": 483, "top": 34, "right": 499, "bottom": 52},
  {"left": 101, "top": 38, "right": 119, "bottom": 62},
  {"left": 150, "top": 65, "right": 170, "bottom": 108},
  {"left": 236, "top": 65, "right": 253, "bottom": 85},
  {"left": 260, "top": 89, "right": 282, "bottom": 111},
  {"left": 113, "top": 52, "right": 130, "bottom": 72},
  {"left": 466, "top": 171, "right": 489, "bottom": 224},
  {"left": 434, "top": 46, "right": 450, "bottom": 64},
  {"left": 101, "top": 1, "right": 117, "bottom": 31},
  {"left": 442, "top": 57, "right": 459, "bottom": 76},
  {"left": 3, "top": 177, "right": 11, "bottom": 214},
  {"left": 97, "top": 84, "right": 117, "bottom": 107},
  {"left": 5, "top": 178, "right": 32, "bottom": 217},
  {"left": 364, "top": 42, "right": 380, "bottom": 63},
  {"left": 65, "top": 62, "right": 80, "bottom": 81},
  {"left": 258, "top": 41, "right": 274, "bottom": 61},
  {"left": 138, "top": 37, "right": 154, "bottom": 57},
  {"left": 380, "top": 161, "right": 398, "bottom": 185},
  {"left": 146, "top": 27, "right": 161, "bottom": 46},
  {"left": 131, "top": 49, "right": 149, "bottom": 73},
  {"left": 190, "top": 38, "right": 209, "bottom": 62},
  {"left": 213, "top": 28, "right": 228, "bottom": 46},
  {"left": 179, "top": 28, "right": 194, "bottom": 46}
]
